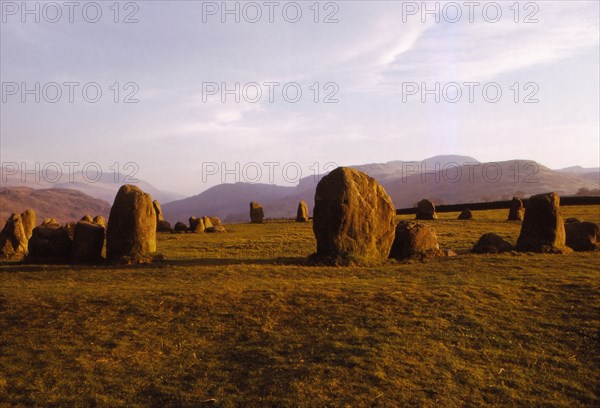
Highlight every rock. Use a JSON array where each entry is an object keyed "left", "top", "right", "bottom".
[
  {"left": 250, "top": 202, "right": 264, "bottom": 224},
  {"left": 472, "top": 233, "right": 514, "bottom": 253},
  {"left": 64, "top": 222, "right": 77, "bottom": 239},
  {"left": 209, "top": 217, "right": 221, "bottom": 226},
  {"left": 27, "top": 224, "right": 71, "bottom": 263},
  {"left": 106, "top": 185, "right": 157, "bottom": 263},
  {"left": 189, "top": 216, "right": 205, "bottom": 233},
  {"left": 42, "top": 218, "right": 59, "bottom": 227},
  {"left": 565, "top": 217, "right": 582, "bottom": 224},
  {"left": 565, "top": 221, "right": 600, "bottom": 251},
  {"left": 0, "top": 214, "right": 28, "bottom": 260},
  {"left": 93, "top": 215, "right": 107, "bottom": 228},
  {"left": 71, "top": 221, "right": 105, "bottom": 263},
  {"left": 516, "top": 192, "right": 568, "bottom": 253},
  {"left": 312, "top": 167, "right": 396, "bottom": 265},
  {"left": 173, "top": 222, "right": 188, "bottom": 233},
  {"left": 20, "top": 209, "right": 36, "bottom": 239},
  {"left": 416, "top": 199, "right": 437, "bottom": 220},
  {"left": 508, "top": 197, "right": 524, "bottom": 221},
  {"left": 458, "top": 208, "right": 473, "bottom": 220},
  {"left": 156, "top": 220, "right": 173, "bottom": 232},
  {"left": 296, "top": 200, "right": 309, "bottom": 222},
  {"left": 206, "top": 225, "right": 226, "bottom": 233},
  {"left": 153, "top": 200, "right": 164, "bottom": 222},
  {"left": 81, "top": 214, "right": 93, "bottom": 223},
  {"left": 202, "top": 216, "right": 213, "bottom": 229},
  {"left": 389, "top": 221, "right": 440, "bottom": 260}
]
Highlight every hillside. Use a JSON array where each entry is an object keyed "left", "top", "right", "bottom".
[{"left": 0, "top": 187, "right": 111, "bottom": 224}]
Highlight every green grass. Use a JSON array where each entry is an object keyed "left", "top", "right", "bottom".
[{"left": 1, "top": 206, "right": 599, "bottom": 407}]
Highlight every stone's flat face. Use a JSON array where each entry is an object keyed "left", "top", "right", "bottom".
[
  {"left": 508, "top": 197, "right": 524, "bottom": 221},
  {"left": 106, "top": 184, "right": 157, "bottom": 262},
  {"left": 312, "top": 167, "right": 396, "bottom": 265},
  {"left": 472, "top": 233, "right": 513, "bottom": 253},
  {"left": 0, "top": 214, "right": 29, "bottom": 260},
  {"left": 516, "top": 192, "right": 567, "bottom": 253},
  {"left": 389, "top": 221, "right": 439, "bottom": 260},
  {"left": 565, "top": 221, "right": 600, "bottom": 251},
  {"left": 27, "top": 224, "right": 72, "bottom": 263},
  {"left": 72, "top": 221, "right": 105, "bottom": 263},
  {"left": 250, "top": 202, "right": 264, "bottom": 224},
  {"left": 296, "top": 200, "right": 309, "bottom": 222},
  {"left": 416, "top": 199, "right": 437, "bottom": 220}
]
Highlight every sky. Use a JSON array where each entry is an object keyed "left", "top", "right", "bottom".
[{"left": 1, "top": 0, "right": 599, "bottom": 196}]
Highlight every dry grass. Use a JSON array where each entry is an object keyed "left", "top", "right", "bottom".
[{"left": 1, "top": 206, "right": 599, "bottom": 407}]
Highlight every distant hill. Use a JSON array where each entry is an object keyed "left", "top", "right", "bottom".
[
  {"left": 162, "top": 157, "right": 600, "bottom": 223},
  {"left": 557, "top": 166, "right": 600, "bottom": 185},
  {"left": 0, "top": 187, "right": 111, "bottom": 224},
  {"left": 0, "top": 167, "right": 184, "bottom": 204}
]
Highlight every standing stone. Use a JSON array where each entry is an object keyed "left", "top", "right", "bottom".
[
  {"left": 202, "top": 216, "right": 213, "bottom": 229},
  {"left": 516, "top": 192, "right": 567, "bottom": 253},
  {"left": 416, "top": 199, "right": 437, "bottom": 220},
  {"left": 20, "top": 209, "right": 36, "bottom": 240},
  {"left": 250, "top": 202, "right": 264, "bottom": 224},
  {"left": 389, "top": 221, "right": 440, "bottom": 260},
  {"left": 153, "top": 200, "right": 164, "bottom": 222},
  {"left": 189, "top": 216, "right": 205, "bottom": 233},
  {"left": 472, "top": 233, "right": 513, "bottom": 253},
  {"left": 71, "top": 221, "right": 105, "bottom": 263},
  {"left": 173, "top": 222, "right": 188, "bottom": 233},
  {"left": 209, "top": 217, "right": 221, "bottom": 226},
  {"left": 565, "top": 221, "right": 600, "bottom": 251},
  {"left": 156, "top": 220, "right": 173, "bottom": 232},
  {"left": 296, "top": 200, "right": 309, "bottom": 222},
  {"left": 93, "top": 215, "right": 107, "bottom": 228},
  {"left": 27, "top": 224, "right": 72, "bottom": 263},
  {"left": 106, "top": 185, "right": 157, "bottom": 262},
  {"left": 81, "top": 214, "right": 93, "bottom": 223},
  {"left": 458, "top": 208, "right": 473, "bottom": 220},
  {"left": 508, "top": 197, "right": 524, "bottom": 221},
  {"left": 312, "top": 167, "right": 396, "bottom": 265},
  {"left": 0, "top": 214, "right": 28, "bottom": 260}
]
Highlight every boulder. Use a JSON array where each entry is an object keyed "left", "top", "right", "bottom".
[
  {"left": 0, "top": 214, "right": 28, "bottom": 260},
  {"left": 202, "top": 216, "right": 213, "bottom": 229},
  {"left": 189, "top": 217, "right": 205, "bottom": 233},
  {"left": 71, "top": 221, "right": 105, "bottom": 263},
  {"left": 416, "top": 199, "right": 437, "bottom": 220},
  {"left": 296, "top": 200, "right": 309, "bottom": 222},
  {"left": 156, "top": 220, "right": 173, "bottom": 232},
  {"left": 173, "top": 222, "right": 188, "bottom": 233},
  {"left": 389, "top": 221, "right": 440, "bottom": 260},
  {"left": 516, "top": 192, "right": 568, "bottom": 253},
  {"left": 42, "top": 218, "right": 59, "bottom": 227},
  {"left": 312, "top": 167, "right": 396, "bottom": 265},
  {"left": 93, "top": 215, "right": 107, "bottom": 228},
  {"left": 206, "top": 225, "right": 226, "bottom": 233},
  {"left": 472, "top": 233, "right": 513, "bottom": 253},
  {"left": 565, "top": 221, "right": 600, "bottom": 251},
  {"left": 27, "top": 224, "right": 71, "bottom": 263},
  {"left": 508, "top": 197, "right": 524, "bottom": 221},
  {"left": 153, "top": 200, "right": 164, "bottom": 222},
  {"left": 20, "top": 209, "right": 36, "bottom": 239},
  {"left": 565, "top": 217, "right": 582, "bottom": 224},
  {"left": 209, "top": 217, "right": 221, "bottom": 226},
  {"left": 81, "top": 214, "right": 93, "bottom": 223},
  {"left": 458, "top": 209, "right": 473, "bottom": 220},
  {"left": 250, "top": 202, "right": 264, "bottom": 224},
  {"left": 106, "top": 185, "right": 157, "bottom": 263}
]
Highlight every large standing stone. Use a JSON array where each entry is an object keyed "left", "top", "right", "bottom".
[
  {"left": 508, "top": 197, "right": 524, "bottom": 221},
  {"left": 472, "top": 233, "right": 513, "bottom": 253},
  {"left": 27, "top": 224, "right": 72, "bottom": 263},
  {"left": 565, "top": 221, "right": 600, "bottom": 251},
  {"left": 389, "top": 221, "right": 440, "bottom": 260},
  {"left": 416, "top": 199, "right": 437, "bottom": 220},
  {"left": 153, "top": 200, "right": 164, "bottom": 222},
  {"left": 250, "top": 202, "right": 264, "bottom": 224},
  {"left": 0, "top": 214, "right": 28, "bottom": 260},
  {"left": 189, "top": 216, "right": 205, "bottom": 233},
  {"left": 516, "top": 192, "right": 567, "bottom": 253},
  {"left": 296, "top": 200, "right": 309, "bottom": 222},
  {"left": 106, "top": 185, "right": 157, "bottom": 262},
  {"left": 312, "top": 167, "right": 396, "bottom": 265},
  {"left": 72, "top": 221, "right": 105, "bottom": 263},
  {"left": 20, "top": 209, "right": 36, "bottom": 239}
]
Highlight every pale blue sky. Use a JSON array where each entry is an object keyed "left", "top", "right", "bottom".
[{"left": 1, "top": 0, "right": 599, "bottom": 195}]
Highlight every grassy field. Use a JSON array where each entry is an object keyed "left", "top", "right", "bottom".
[{"left": 1, "top": 206, "right": 599, "bottom": 407}]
